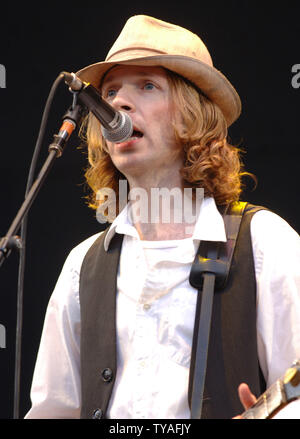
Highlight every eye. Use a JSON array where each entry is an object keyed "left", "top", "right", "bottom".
[
  {"left": 143, "top": 82, "right": 156, "bottom": 91},
  {"left": 106, "top": 89, "right": 117, "bottom": 99}
]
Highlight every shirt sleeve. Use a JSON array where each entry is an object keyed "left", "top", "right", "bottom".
[
  {"left": 251, "top": 210, "right": 300, "bottom": 418},
  {"left": 25, "top": 233, "right": 101, "bottom": 419}
]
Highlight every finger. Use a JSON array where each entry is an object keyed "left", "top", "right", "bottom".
[{"left": 238, "top": 383, "right": 257, "bottom": 410}]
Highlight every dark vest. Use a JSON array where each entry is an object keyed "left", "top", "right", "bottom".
[{"left": 79, "top": 203, "right": 266, "bottom": 419}]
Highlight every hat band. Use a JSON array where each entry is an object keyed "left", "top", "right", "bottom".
[{"left": 106, "top": 47, "right": 167, "bottom": 62}]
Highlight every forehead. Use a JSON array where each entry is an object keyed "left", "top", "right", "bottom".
[{"left": 101, "top": 65, "right": 168, "bottom": 86}]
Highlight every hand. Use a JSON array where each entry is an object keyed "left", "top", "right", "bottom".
[{"left": 233, "top": 383, "right": 257, "bottom": 419}]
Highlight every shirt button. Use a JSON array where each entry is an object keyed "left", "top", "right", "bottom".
[
  {"left": 92, "top": 408, "right": 103, "bottom": 419},
  {"left": 101, "top": 368, "right": 113, "bottom": 382},
  {"left": 143, "top": 303, "right": 151, "bottom": 311}
]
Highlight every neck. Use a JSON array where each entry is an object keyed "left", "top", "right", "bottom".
[
  {"left": 134, "top": 222, "right": 194, "bottom": 241},
  {"left": 126, "top": 176, "right": 202, "bottom": 241}
]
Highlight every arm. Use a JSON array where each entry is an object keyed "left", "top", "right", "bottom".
[
  {"left": 236, "top": 210, "right": 300, "bottom": 418},
  {"left": 25, "top": 233, "right": 101, "bottom": 419}
]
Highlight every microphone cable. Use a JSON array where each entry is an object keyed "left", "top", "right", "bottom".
[{"left": 13, "top": 72, "right": 66, "bottom": 419}]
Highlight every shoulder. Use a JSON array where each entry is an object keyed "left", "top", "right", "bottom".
[
  {"left": 249, "top": 208, "right": 300, "bottom": 275},
  {"left": 53, "top": 231, "right": 106, "bottom": 287},
  {"left": 250, "top": 208, "right": 300, "bottom": 246},
  {"left": 48, "top": 231, "right": 106, "bottom": 308},
  {"left": 64, "top": 231, "right": 105, "bottom": 273}
]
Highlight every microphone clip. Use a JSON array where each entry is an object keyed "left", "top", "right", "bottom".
[{"left": 49, "top": 104, "right": 87, "bottom": 157}]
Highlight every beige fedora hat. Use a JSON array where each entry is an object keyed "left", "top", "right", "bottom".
[{"left": 76, "top": 15, "right": 241, "bottom": 127}]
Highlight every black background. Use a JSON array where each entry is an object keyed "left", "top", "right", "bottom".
[{"left": 0, "top": 1, "right": 299, "bottom": 419}]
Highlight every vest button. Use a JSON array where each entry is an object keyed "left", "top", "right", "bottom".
[
  {"left": 101, "top": 367, "right": 113, "bottom": 382},
  {"left": 92, "top": 408, "right": 103, "bottom": 419}
]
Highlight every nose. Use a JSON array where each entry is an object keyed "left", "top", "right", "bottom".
[{"left": 112, "top": 87, "right": 135, "bottom": 113}]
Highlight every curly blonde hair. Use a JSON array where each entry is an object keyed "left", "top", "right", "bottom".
[{"left": 80, "top": 69, "right": 249, "bottom": 214}]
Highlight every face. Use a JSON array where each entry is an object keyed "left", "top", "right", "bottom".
[{"left": 101, "top": 65, "right": 183, "bottom": 186}]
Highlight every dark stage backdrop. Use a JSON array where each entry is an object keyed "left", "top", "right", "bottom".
[{"left": 0, "top": 2, "right": 299, "bottom": 419}]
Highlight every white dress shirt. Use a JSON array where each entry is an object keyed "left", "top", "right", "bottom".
[{"left": 25, "top": 197, "right": 300, "bottom": 419}]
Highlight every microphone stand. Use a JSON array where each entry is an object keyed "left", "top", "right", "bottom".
[
  {"left": 0, "top": 101, "right": 85, "bottom": 419},
  {"left": 0, "top": 104, "right": 84, "bottom": 267}
]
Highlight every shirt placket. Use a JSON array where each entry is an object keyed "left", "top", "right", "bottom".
[{"left": 131, "top": 250, "right": 159, "bottom": 418}]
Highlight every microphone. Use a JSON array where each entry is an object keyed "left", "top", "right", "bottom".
[{"left": 63, "top": 72, "right": 133, "bottom": 143}]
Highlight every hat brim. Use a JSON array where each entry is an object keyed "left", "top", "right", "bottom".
[{"left": 76, "top": 54, "right": 241, "bottom": 127}]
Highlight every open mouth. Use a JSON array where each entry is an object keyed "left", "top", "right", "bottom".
[{"left": 129, "top": 129, "right": 143, "bottom": 140}]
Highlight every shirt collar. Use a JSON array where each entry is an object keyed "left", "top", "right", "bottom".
[
  {"left": 104, "top": 196, "right": 227, "bottom": 251},
  {"left": 104, "top": 204, "right": 136, "bottom": 251},
  {"left": 192, "top": 196, "right": 227, "bottom": 243}
]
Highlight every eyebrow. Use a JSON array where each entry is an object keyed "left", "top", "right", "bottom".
[{"left": 102, "top": 70, "right": 159, "bottom": 87}]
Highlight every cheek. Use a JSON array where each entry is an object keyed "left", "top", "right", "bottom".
[
  {"left": 150, "top": 106, "right": 183, "bottom": 159},
  {"left": 148, "top": 102, "right": 175, "bottom": 136},
  {"left": 106, "top": 141, "right": 113, "bottom": 153},
  {"left": 105, "top": 142, "right": 119, "bottom": 166}
]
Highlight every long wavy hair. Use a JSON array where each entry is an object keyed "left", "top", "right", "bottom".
[{"left": 80, "top": 68, "right": 250, "bottom": 218}]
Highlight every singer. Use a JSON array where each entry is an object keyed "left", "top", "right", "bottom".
[{"left": 25, "top": 16, "right": 300, "bottom": 419}]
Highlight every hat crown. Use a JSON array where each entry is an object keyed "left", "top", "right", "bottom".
[
  {"left": 76, "top": 15, "right": 241, "bottom": 126},
  {"left": 106, "top": 15, "right": 213, "bottom": 67}
]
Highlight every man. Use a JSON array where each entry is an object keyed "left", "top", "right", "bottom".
[{"left": 25, "top": 15, "right": 300, "bottom": 419}]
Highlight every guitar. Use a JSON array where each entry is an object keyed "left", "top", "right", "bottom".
[{"left": 241, "top": 360, "right": 300, "bottom": 419}]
